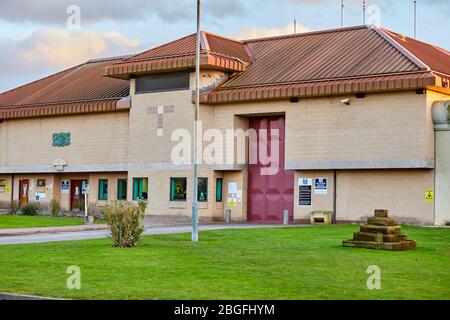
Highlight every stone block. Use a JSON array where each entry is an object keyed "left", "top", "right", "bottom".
[
  {"left": 374, "top": 209, "right": 389, "bottom": 218},
  {"left": 360, "top": 225, "right": 401, "bottom": 235},
  {"left": 367, "top": 217, "right": 396, "bottom": 226}
]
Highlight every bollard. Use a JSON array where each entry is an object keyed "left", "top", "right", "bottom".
[
  {"left": 283, "top": 210, "right": 289, "bottom": 225},
  {"left": 225, "top": 209, "right": 232, "bottom": 224}
]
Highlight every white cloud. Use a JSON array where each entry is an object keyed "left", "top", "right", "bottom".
[
  {"left": 231, "top": 23, "right": 312, "bottom": 40},
  {"left": 0, "top": 29, "right": 140, "bottom": 75},
  {"left": 0, "top": 0, "right": 247, "bottom": 25}
]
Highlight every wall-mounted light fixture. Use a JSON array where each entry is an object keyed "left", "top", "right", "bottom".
[{"left": 340, "top": 98, "right": 350, "bottom": 105}]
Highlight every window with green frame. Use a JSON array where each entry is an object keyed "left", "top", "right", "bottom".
[
  {"left": 98, "top": 179, "right": 108, "bottom": 200},
  {"left": 216, "top": 178, "right": 223, "bottom": 202},
  {"left": 198, "top": 178, "right": 208, "bottom": 202},
  {"left": 117, "top": 179, "right": 127, "bottom": 201},
  {"left": 170, "top": 178, "right": 187, "bottom": 201},
  {"left": 133, "top": 178, "right": 148, "bottom": 200}
]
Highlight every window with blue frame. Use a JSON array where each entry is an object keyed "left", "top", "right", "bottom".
[
  {"left": 170, "top": 178, "right": 187, "bottom": 201},
  {"left": 98, "top": 179, "right": 108, "bottom": 201},
  {"left": 198, "top": 178, "right": 208, "bottom": 202},
  {"left": 216, "top": 178, "right": 223, "bottom": 202},
  {"left": 117, "top": 179, "right": 127, "bottom": 201},
  {"left": 133, "top": 178, "right": 148, "bottom": 201}
]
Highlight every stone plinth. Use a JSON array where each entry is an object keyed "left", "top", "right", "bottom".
[{"left": 343, "top": 210, "right": 416, "bottom": 251}]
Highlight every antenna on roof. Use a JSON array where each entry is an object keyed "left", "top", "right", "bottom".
[
  {"left": 363, "top": 0, "right": 366, "bottom": 25},
  {"left": 341, "top": 0, "right": 344, "bottom": 27},
  {"left": 294, "top": 15, "right": 297, "bottom": 34},
  {"left": 414, "top": 0, "right": 417, "bottom": 39}
]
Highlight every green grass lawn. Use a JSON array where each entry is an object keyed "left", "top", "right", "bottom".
[
  {"left": 0, "top": 215, "right": 85, "bottom": 229},
  {"left": 0, "top": 225, "right": 449, "bottom": 300}
]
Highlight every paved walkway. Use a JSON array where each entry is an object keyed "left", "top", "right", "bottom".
[
  {"left": 0, "top": 224, "right": 297, "bottom": 245},
  {"left": 0, "top": 224, "right": 108, "bottom": 237}
]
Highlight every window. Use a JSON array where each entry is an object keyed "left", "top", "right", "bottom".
[
  {"left": 216, "top": 178, "right": 223, "bottom": 202},
  {"left": 170, "top": 178, "right": 187, "bottom": 201},
  {"left": 117, "top": 179, "right": 127, "bottom": 201},
  {"left": 135, "top": 71, "right": 190, "bottom": 94},
  {"left": 198, "top": 178, "right": 208, "bottom": 202},
  {"left": 133, "top": 178, "right": 148, "bottom": 201},
  {"left": 37, "top": 179, "right": 46, "bottom": 187},
  {"left": 98, "top": 179, "right": 108, "bottom": 200}
]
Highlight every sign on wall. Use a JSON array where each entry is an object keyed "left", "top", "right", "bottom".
[
  {"left": 52, "top": 132, "right": 71, "bottom": 147},
  {"left": 61, "top": 180, "right": 70, "bottom": 194},
  {"left": 0, "top": 179, "right": 6, "bottom": 193},
  {"left": 314, "top": 178, "right": 328, "bottom": 195},
  {"left": 298, "top": 178, "right": 312, "bottom": 206},
  {"left": 425, "top": 189, "right": 434, "bottom": 203}
]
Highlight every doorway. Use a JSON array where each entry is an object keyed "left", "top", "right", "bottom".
[
  {"left": 71, "top": 180, "right": 87, "bottom": 211},
  {"left": 19, "top": 179, "right": 29, "bottom": 208},
  {"left": 247, "top": 116, "right": 294, "bottom": 223}
]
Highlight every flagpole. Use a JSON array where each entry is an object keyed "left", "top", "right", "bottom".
[{"left": 192, "top": 0, "right": 201, "bottom": 242}]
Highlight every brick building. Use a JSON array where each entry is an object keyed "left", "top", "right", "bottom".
[{"left": 0, "top": 25, "right": 449, "bottom": 225}]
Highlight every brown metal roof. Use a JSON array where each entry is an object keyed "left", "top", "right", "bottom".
[
  {"left": 1, "top": 25, "right": 449, "bottom": 119},
  {"left": 382, "top": 28, "right": 450, "bottom": 76},
  {"left": 0, "top": 57, "right": 130, "bottom": 119},
  {"left": 104, "top": 31, "right": 251, "bottom": 79},
  {"left": 205, "top": 25, "right": 449, "bottom": 103},
  {"left": 221, "top": 26, "right": 423, "bottom": 89}
]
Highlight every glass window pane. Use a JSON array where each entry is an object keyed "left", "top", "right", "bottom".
[
  {"left": 117, "top": 179, "right": 127, "bottom": 201},
  {"left": 133, "top": 178, "right": 148, "bottom": 201},
  {"left": 216, "top": 178, "right": 223, "bottom": 202},
  {"left": 170, "top": 178, "right": 187, "bottom": 201},
  {"left": 198, "top": 178, "right": 208, "bottom": 202},
  {"left": 98, "top": 179, "right": 108, "bottom": 200},
  {"left": 135, "top": 72, "right": 190, "bottom": 94}
]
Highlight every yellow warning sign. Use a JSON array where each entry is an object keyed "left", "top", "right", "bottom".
[
  {"left": 425, "top": 189, "right": 434, "bottom": 203},
  {"left": 5, "top": 184, "right": 11, "bottom": 193},
  {"left": 228, "top": 197, "right": 237, "bottom": 207}
]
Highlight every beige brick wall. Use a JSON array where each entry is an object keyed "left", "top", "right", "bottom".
[
  {"left": 214, "top": 91, "right": 431, "bottom": 167},
  {"left": 0, "top": 111, "right": 129, "bottom": 170},
  {"left": 294, "top": 170, "right": 335, "bottom": 222},
  {"left": 336, "top": 169, "right": 434, "bottom": 225}
]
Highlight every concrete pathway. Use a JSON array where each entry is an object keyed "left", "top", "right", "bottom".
[
  {"left": 0, "top": 224, "right": 299, "bottom": 245},
  {"left": 0, "top": 224, "right": 108, "bottom": 237}
]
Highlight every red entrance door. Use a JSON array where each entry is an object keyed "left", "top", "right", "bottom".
[
  {"left": 248, "top": 116, "right": 294, "bottom": 223},
  {"left": 19, "top": 179, "right": 29, "bottom": 208},
  {"left": 71, "top": 180, "right": 87, "bottom": 211}
]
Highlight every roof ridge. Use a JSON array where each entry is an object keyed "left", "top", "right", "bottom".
[
  {"left": 203, "top": 31, "right": 245, "bottom": 44},
  {"left": 122, "top": 33, "right": 197, "bottom": 62},
  {"left": 382, "top": 28, "right": 450, "bottom": 56},
  {"left": 376, "top": 28, "right": 430, "bottom": 71},
  {"left": 87, "top": 55, "right": 131, "bottom": 64},
  {"left": 241, "top": 25, "right": 369, "bottom": 43}
]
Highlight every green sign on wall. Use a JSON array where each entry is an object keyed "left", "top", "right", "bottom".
[{"left": 52, "top": 132, "right": 71, "bottom": 147}]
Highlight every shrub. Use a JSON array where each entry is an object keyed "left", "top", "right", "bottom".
[
  {"left": 50, "top": 200, "right": 61, "bottom": 217},
  {"left": 8, "top": 200, "right": 19, "bottom": 215},
  {"left": 21, "top": 203, "right": 41, "bottom": 216},
  {"left": 102, "top": 201, "right": 147, "bottom": 248}
]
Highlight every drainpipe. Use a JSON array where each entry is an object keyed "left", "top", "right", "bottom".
[
  {"left": 432, "top": 100, "right": 450, "bottom": 225},
  {"left": 11, "top": 173, "right": 14, "bottom": 204},
  {"left": 333, "top": 170, "right": 337, "bottom": 225}
]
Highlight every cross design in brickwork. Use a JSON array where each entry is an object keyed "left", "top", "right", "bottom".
[{"left": 147, "top": 105, "right": 175, "bottom": 137}]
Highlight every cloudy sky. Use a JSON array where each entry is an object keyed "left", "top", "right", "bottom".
[{"left": 0, "top": 0, "right": 449, "bottom": 93}]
